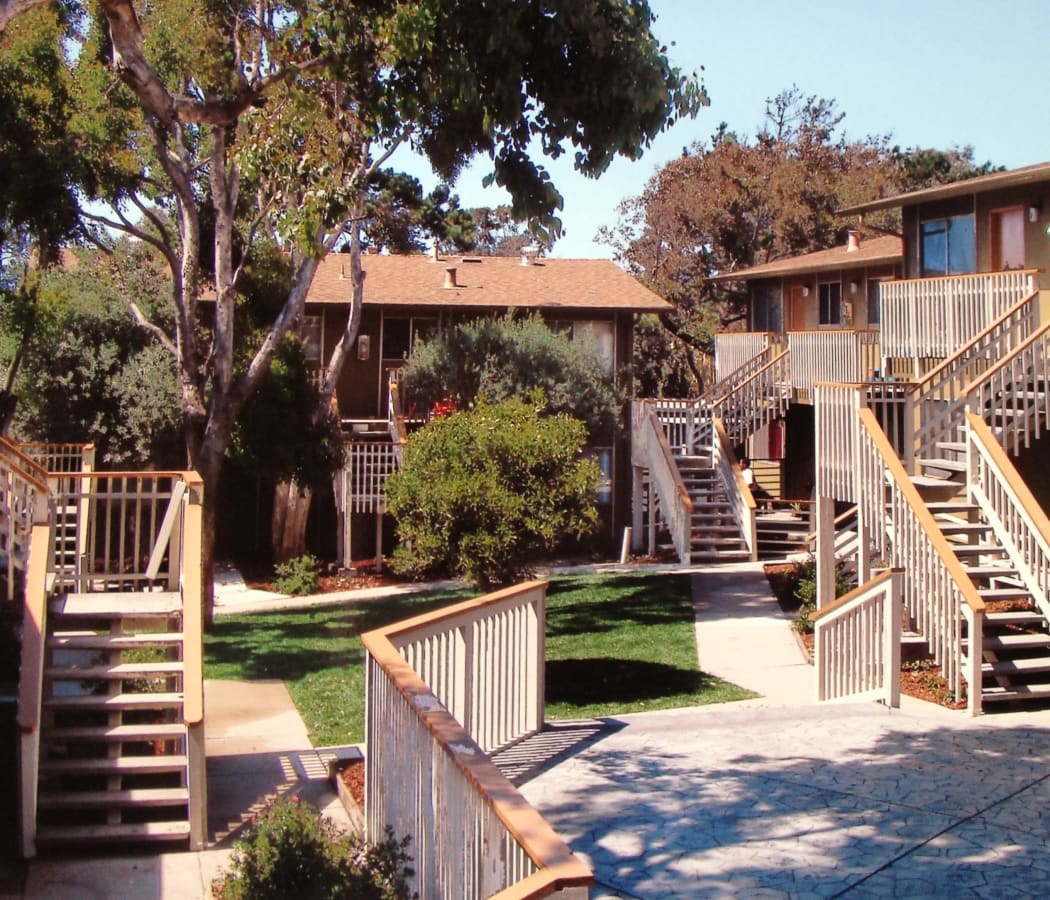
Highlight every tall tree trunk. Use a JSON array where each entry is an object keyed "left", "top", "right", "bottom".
[{"left": 271, "top": 478, "right": 313, "bottom": 564}]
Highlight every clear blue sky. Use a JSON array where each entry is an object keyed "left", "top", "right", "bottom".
[{"left": 390, "top": 0, "right": 1050, "bottom": 258}]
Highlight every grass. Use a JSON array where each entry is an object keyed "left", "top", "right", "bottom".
[{"left": 204, "top": 572, "right": 755, "bottom": 746}]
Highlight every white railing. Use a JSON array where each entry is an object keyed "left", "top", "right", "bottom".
[
  {"left": 880, "top": 269, "right": 1037, "bottom": 360},
  {"left": 343, "top": 442, "right": 400, "bottom": 514},
  {"left": 47, "top": 472, "right": 189, "bottom": 593},
  {"left": 714, "top": 332, "right": 780, "bottom": 383},
  {"left": 788, "top": 330, "right": 879, "bottom": 394},
  {"left": 912, "top": 293, "right": 1042, "bottom": 461},
  {"left": 19, "top": 442, "right": 96, "bottom": 476},
  {"left": 705, "top": 343, "right": 778, "bottom": 402},
  {"left": 710, "top": 350, "right": 791, "bottom": 448},
  {"left": 813, "top": 569, "right": 902, "bottom": 706},
  {"left": 640, "top": 399, "right": 709, "bottom": 456},
  {"left": 966, "top": 413, "right": 1050, "bottom": 627},
  {"left": 916, "top": 318, "right": 1050, "bottom": 462},
  {"left": 388, "top": 583, "right": 546, "bottom": 754},
  {"left": 853, "top": 409, "right": 985, "bottom": 713},
  {"left": 814, "top": 383, "right": 863, "bottom": 503},
  {"left": 362, "top": 582, "right": 592, "bottom": 899},
  {"left": 631, "top": 404, "right": 693, "bottom": 564},
  {"left": 712, "top": 418, "right": 756, "bottom": 560}
]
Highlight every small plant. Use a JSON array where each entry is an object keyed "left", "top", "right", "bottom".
[
  {"left": 214, "top": 795, "right": 415, "bottom": 899},
  {"left": 790, "top": 555, "right": 853, "bottom": 634},
  {"left": 274, "top": 553, "right": 321, "bottom": 596}
]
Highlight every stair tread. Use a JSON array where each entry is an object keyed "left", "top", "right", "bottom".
[
  {"left": 983, "top": 657, "right": 1050, "bottom": 675},
  {"left": 982, "top": 683, "right": 1050, "bottom": 702},
  {"left": 983, "top": 633, "right": 1050, "bottom": 649},
  {"left": 50, "top": 592, "right": 182, "bottom": 617},
  {"left": 44, "top": 692, "right": 184, "bottom": 709},
  {"left": 985, "top": 610, "right": 1042, "bottom": 624},
  {"left": 961, "top": 564, "right": 1019, "bottom": 577},
  {"left": 49, "top": 632, "right": 184, "bottom": 649},
  {"left": 45, "top": 661, "right": 184, "bottom": 679},
  {"left": 41, "top": 754, "right": 188, "bottom": 774},
  {"left": 37, "top": 787, "right": 190, "bottom": 808},
  {"left": 35, "top": 821, "right": 191, "bottom": 842},
  {"left": 45, "top": 723, "right": 187, "bottom": 741},
  {"left": 979, "top": 588, "right": 1034, "bottom": 601},
  {"left": 917, "top": 457, "right": 967, "bottom": 472}
]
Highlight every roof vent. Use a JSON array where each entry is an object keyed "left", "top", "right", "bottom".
[
  {"left": 520, "top": 244, "right": 540, "bottom": 266},
  {"left": 847, "top": 230, "right": 861, "bottom": 252},
  {"left": 431, "top": 243, "right": 440, "bottom": 262},
  {"left": 443, "top": 266, "right": 458, "bottom": 289}
]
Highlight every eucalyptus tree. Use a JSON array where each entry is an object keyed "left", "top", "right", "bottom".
[{"left": 3, "top": 0, "right": 705, "bottom": 619}]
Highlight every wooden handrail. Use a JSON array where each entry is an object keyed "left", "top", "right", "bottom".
[
  {"left": 363, "top": 581, "right": 593, "bottom": 898},
  {"left": 0, "top": 438, "right": 49, "bottom": 492},
  {"left": 910, "top": 291, "right": 1038, "bottom": 395},
  {"left": 858, "top": 408, "right": 985, "bottom": 615},
  {"left": 812, "top": 568, "right": 898, "bottom": 623},
  {"left": 179, "top": 472, "right": 204, "bottom": 725}
]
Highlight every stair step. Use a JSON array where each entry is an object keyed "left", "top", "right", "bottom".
[
  {"left": 960, "top": 564, "right": 1019, "bottom": 579},
  {"left": 934, "top": 441, "right": 967, "bottom": 454},
  {"left": 44, "top": 692, "right": 184, "bottom": 711},
  {"left": 985, "top": 610, "right": 1043, "bottom": 627},
  {"left": 982, "top": 633, "right": 1050, "bottom": 651},
  {"left": 982, "top": 683, "right": 1050, "bottom": 703},
  {"left": 950, "top": 543, "right": 1007, "bottom": 557},
  {"left": 917, "top": 457, "right": 967, "bottom": 473},
  {"left": 983, "top": 657, "right": 1050, "bottom": 677},
  {"left": 926, "top": 501, "right": 981, "bottom": 515},
  {"left": 45, "top": 661, "right": 184, "bottom": 680},
  {"left": 979, "top": 587, "right": 1034, "bottom": 602},
  {"left": 35, "top": 821, "right": 191, "bottom": 844},
  {"left": 45, "top": 723, "right": 187, "bottom": 742},
  {"left": 937, "top": 522, "right": 990, "bottom": 536},
  {"left": 49, "top": 632, "right": 184, "bottom": 650},
  {"left": 38, "top": 787, "right": 190, "bottom": 808},
  {"left": 41, "top": 754, "right": 189, "bottom": 776},
  {"left": 50, "top": 592, "right": 182, "bottom": 618}
]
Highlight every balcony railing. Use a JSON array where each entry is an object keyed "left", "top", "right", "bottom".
[
  {"left": 787, "top": 330, "right": 880, "bottom": 398},
  {"left": 880, "top": 269, "right": 1037, "bottom": 362},
  {"left": 714, "top": 332, "right": 782, "bottom": 383}
]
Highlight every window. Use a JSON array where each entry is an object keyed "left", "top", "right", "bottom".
[
  {"left": 552, "top": 319, "right": 616, "bottom": 377},
  {"left": 381, "top": 316, "right": 438, "bottom": 361},
  {"left": 866, "top": 279, "right": 881, "bottom": 326},
  {"left": 752, "top": 285, "right": 783, "bottom": 333},
  {"left": 818, "top": 282, "right": 841, "bottom": 325},
  {"left": 920, "top": 214, "right": 975, "bottom": 276}
]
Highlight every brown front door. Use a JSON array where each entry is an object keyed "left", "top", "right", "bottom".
[
  {"left": 786, "top": 285, "right": 808, "bottom": 331},
  {"left": 991, "top": 206, "right": 1025, "bottom": 271}
]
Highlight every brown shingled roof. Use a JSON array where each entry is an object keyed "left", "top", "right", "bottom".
[
  {"left": 709, "top": 234, "right": 902, "bottom": 282},
  {"left": 306, "top": 253, "right": 672, "bottom": 312}
]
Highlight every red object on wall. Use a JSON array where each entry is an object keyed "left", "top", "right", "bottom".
[{"left": 768, "top": 418, "right": 785, "bottom": 460}]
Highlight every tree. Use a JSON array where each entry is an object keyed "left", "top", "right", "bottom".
[
  {"left": 2, "top": 0, "right": 704, "bottom": 621},
  {"left": 386, "top": 394, "right": 600, "bottom": 589},
  {"left": 400, "top": 313, "right": 624, "bottom": 436},
  {"left": 602, "top": 87, "right": 899, "bottom": 394},
  {"left": 458, "top": 206, "right": 540, "bottom": 257}
]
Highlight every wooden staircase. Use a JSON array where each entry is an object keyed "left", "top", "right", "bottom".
[
  {"left": 675, "top": 454, "right": 751, "bottom": 563},
  {"left": 33, "top": 590, "right": 194, "bottom": 847}
]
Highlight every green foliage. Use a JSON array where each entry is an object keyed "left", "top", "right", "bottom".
[
  {"left": 215, "top": 796, "right": 414, "bottom": 900},
  {"left": 9, "top": 246, "right": 183, "bottom": 467},
  {"left": 790, "top": 555, "right": 854, "bottom": 635},
  {"left": 401, "top": 314, "right": 624, "bottom": 436},
  {"left": 273, "top": 553, "right": 321, "bottom": 597},
  {"left": 386, "top": 395, "right": 601, "bottom": 589}
]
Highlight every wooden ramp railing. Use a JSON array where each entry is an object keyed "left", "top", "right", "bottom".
[
  {"left": 630, "top": 403, "right": 693, "bottom": 564},
  {"left": 0, "top": 438, "right": 51, "bottom": 603},
  {"left": 362, "top": 582, "right": 592, "bottom": 899}
]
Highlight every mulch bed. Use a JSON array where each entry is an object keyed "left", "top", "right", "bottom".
[
  {"left": 337, "top": 758, "right": 366, "bottom": 808},
  {"left": 763, "top": 561, "right": 967, "bottom": 709}
]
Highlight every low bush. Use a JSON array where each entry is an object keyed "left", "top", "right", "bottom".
[
  {"left": 790, "top": 556, "right": 853, "bottom": 634},
  {"left": 214, "top": 795, "right": 414, "bottom": 899},
  {"left": 273, "top": 553, "right": 320, "bottom": 596}
]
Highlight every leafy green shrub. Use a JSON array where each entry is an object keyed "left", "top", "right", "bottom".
[
  {"left": 791, "top": 555, "right": 854, "bottom": 634},
  {"left": 214, "top": 795, "right": 414, "bottom": 900},
  {"left": 386, "top": 394, "right": 601, "bottom": 590},
  {"left": 274, "top": 553, "right": 321, "bottom": 596}
]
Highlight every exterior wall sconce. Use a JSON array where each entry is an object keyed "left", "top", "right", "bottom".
[
  {"left": 849, "top": 280, "right": 860, "bottom": 294},
  {"left": 801, "top": 286, "right": 810, "bottom": 297},
  {"left": 1029, "top": 204, "right": 1041, "bottom": 223},
  {"left": 357, "top": 335, "right": 371, "bottom": 360}
]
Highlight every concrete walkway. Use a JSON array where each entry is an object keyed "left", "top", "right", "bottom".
[
  {"left": 518, "top": 561, "right": 1050, "bottom": 898},
  {"left": 12, "top": 560, "right": 1050, "bottom": 898}
]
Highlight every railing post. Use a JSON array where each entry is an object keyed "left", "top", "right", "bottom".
[{"left": 815, "top": 493, "right": 836, "bottom": 610}]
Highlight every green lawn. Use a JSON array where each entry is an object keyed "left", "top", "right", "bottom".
[{"left": 204, "top": 572, "right": 755, "bottom": 746}]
